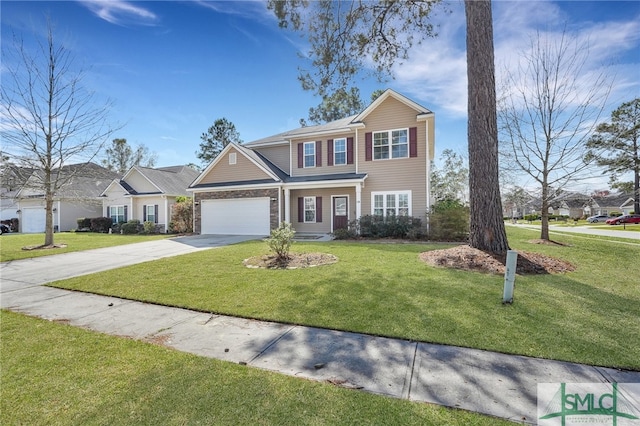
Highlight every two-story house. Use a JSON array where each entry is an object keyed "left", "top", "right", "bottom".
[{"left": 188, "top": 89, "right": 435, "bottom": 235}]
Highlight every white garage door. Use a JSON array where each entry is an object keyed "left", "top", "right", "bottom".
[
  {"left": 201, "top": 198, "right": 271, "bottom": 235},
  {"left": 22, "top": 208, "right": 46, "bottom": 233}
]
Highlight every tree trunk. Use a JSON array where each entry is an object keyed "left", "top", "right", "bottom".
[
  {"left": 540, "top": 185, "right": 550, "bottom": 241},
  {"left": 635, "top": 140, "right": 639, "bottom": 213},
  {"left": 465, "top": 0, "right": 509, "bottom": 254},
  {"left": 44, "top": 166, "right": 55, "bottom": 246}
]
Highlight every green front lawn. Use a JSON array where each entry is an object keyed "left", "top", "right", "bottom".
[
  {"left": 0, "top": 232, "right": 169, "bottom": 262},
  {"left": 51, "top": 227, "right": 640, "bottom": 370},
  {"left": 1, "top": 311, "right": 510, "bottom": 426}
]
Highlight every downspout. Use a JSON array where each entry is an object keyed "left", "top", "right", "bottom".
[
  {"left": 164, "top": 195, "right": 169, "bottom": 233},
  {"left": 192, "top": 195, "right": 196, "bottom": 234},
  {"left": 56, "top": 200, "right": 61, "bottom": 232},
  {"left": 425, "top": 119, "right": 431, "bottom": 214}
]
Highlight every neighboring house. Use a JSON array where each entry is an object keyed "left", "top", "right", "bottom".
[
  {"left": 101, "top": 165, "right": 200, "bottom": 233},
  {"left": 188, "top": 89, "right": 435, "bottom": 235},
  {"left": 0, "top": 164, "right": 33, "bottom": 224},
  {"left": 15, "top": 163, "right": 118, "bottom": 233},
  {"left": 550, "top": 193, "right": 590, "bottom": 218},
  {"left": 585, "top": 193, "right": 635, "bottom": 216}
]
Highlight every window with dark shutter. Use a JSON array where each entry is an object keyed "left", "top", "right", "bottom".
[
  {"left": 316, "top": 197, "right": 322, "bottom": 222},
  {"left": 410, "top": 127, "right": 418, "bottom": 157},
  {"left": 297, "top": 144, "right": 303, "bottom": 168},
  {"left": 327, "top": 139, "right": 334, "bottom": 166},
  {"left": 365, "top": 132, "right": 372, "bottom": 161},
  {"left": 347, "top": 137, "right": 354, "bottom": 164},
  {"left": 143, "top": 205, "right": 147, "bottom": 222},
  {"left": 154, "top": 205, "right": 159, "bottom": 223},
  {"left": 298, "top": 197, "right": 304, "bottom": 222},
  {"left": 315, "top": 141, "right": 322, "bottom": 167}
]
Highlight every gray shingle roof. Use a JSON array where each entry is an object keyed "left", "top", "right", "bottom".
[
  {"left": 131, "top": 165, "right": 200, "bottom": 196},
  {"left": 244, "top": 115, "right": 357, "bottom": 147},
  {"left": 19, "top": 162, "right": 119, "bottom": 199},
  {"left": 243, "top": 89, "right": 433, "bottom": 147}
]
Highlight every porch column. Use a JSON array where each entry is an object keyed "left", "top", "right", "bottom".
[
  {"left": 355, "top": 183, "right": 362, "bottom": 220},
  {"left": 284, "top": 188, "right": 291, "bottom": 223}
]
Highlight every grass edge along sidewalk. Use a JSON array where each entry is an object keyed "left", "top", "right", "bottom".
[
  {"left": 1, "top": 311, "right": 512, "bottom": 426},
  {"left": 49, "top": 227, "right": 640, "bottom": 371}
]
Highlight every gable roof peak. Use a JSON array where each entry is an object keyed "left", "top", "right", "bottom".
[{"left": 352, "top": 89, "right": 433, "bottom": 123}]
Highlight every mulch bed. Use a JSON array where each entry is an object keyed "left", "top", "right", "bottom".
[
  {"left": 21, "top": 244, "right": 68, "bottom": 251},
  {"left": 419, "top": 244, "right": 576, "bottom": 275},
  {"left": 243, "top": 253, "right": 338, "bottom": 269}
]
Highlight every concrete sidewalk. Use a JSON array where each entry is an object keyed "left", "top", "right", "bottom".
[{"left": 2, "top": 235, "right": 639, "bottom": 424}]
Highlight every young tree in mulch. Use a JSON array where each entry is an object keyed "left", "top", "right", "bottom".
[{"left": 243, "top": 222, "right": 337, "bottom": 269}]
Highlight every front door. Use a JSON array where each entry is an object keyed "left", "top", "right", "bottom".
[{"left": 333, "top": 197, "right": 348, "bottom": 231}]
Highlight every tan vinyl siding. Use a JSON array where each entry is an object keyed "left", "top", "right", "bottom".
[
  {"left": 102, "top": 186, "right": 129, "bottom": 211},
  {"left": 198, "top": 147, "right": 273, "bottom": 185},
  {"left": 124, "top": 171, "right": 158, "bottom": 193},
  {"left": 357, "top": 96, "right": 429, "bottom": 219},
  {"left": 289, "top": 187, "right": 356, "bottom": 233},
  {"left": 253, "top": 145, "right": 291, "bottom": 174},
  {"left": 291, "top": 133, "right": 356, "bottom": 177},
  {"left": 59, "top": 200, "right": 102, "bottom": 232},
  {"left": 132, "top": 195, "right": 165, "bottom": 224}
]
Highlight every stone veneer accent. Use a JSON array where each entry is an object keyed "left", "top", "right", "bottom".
[{"left": 194, "top": 188, "right": 280, "bottom": 234}]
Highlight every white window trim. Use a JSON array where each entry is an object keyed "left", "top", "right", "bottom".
[
  {"left": 303, "top": 141, "right": 316, "bottom": 168},
  {"left": 371, "top": 191, "right": 412, "bottom": 217},
  {"left": 110, "top": 205, "right": 125, "bottom": 223},
  {"left": 229, "top": 152, "right": 237, "bottom": 165},
  {"left": 333, "top": 138, "right": 347, "bottom": 166},
  {"left": 304, "top": 196, "right": 316, "bottom": 223},
  {"left": 373, "top": 128, "right": 409, "bottom": 160},
  {"left": 145, "top": 205, "right": 156, "bottom": 223}
]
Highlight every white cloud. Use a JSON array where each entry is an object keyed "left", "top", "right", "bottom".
[
  {"left": 392, "top": 0, "right": 640, "bottom": 120},
  {"left": 77, "top": 0, "right": 159, "bottom": 26}
]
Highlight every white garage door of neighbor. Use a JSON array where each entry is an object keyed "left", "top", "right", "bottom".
[
  {"left": 22, "top": 207, "right": 46, "bottom": 233},
  {"left": 201, "top": 198, "right": 271, "bottom": 235}
]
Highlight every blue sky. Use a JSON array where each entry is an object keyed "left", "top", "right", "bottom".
[{"left": 2, "top": 1, "right": 639, "bottom": 191}]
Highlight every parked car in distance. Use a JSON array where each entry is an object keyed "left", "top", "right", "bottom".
[
  {"left": 0, "top": 224, "right": 9, "bottom": 234},
  {"left": 587, "top": 215, "right": 609, "bottom": 223},
  {"left": 606, "top": 214, "right": 640, "bottom": 225}
]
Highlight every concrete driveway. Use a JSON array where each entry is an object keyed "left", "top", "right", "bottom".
[{"left": 0, "top": 234, "right": 262, "bottom": 291}]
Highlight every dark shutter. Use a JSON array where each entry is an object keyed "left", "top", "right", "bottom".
[
  {"left": 316, "top": 141, "right": 322, "bottom": 167},
  {"left": 298, "top": 197, "right": 304, "bottom": 222},
  {"left": 154, "top": 205, "right": 159, "bottom": 223},
  {"left": 409, "top": 127, "right": 418, "bottom": 157},
  {"left": 124, "top": 205, "right": 128, "bottom": 222},
  {"left": 327, "top": 139, "right": 334, "bottom": 166},
  {"left": 107, "top": 206, "right": 111, "bottom": 221},
  {"left": 316, "top": 197, "right": 322, "bottom": 222},
  {"left": 143, "top": 205, "right": 147, "bottom": 222},
  {"left": 365, "top": 132, "right": 372, "bottom": 161},
  {"left": 347, "top": 137, "right": 354, "bottom": 164},
  {"left": 297, "top": 143, "right": 303, "bottom": 168}
]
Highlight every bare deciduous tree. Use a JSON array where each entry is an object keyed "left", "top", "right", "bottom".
[
  {"left": 1, "top": 23, "right": 119, "bottom": 246},
  {"left": 498, "top": 29, "right": 611, "bottom": 240}
]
